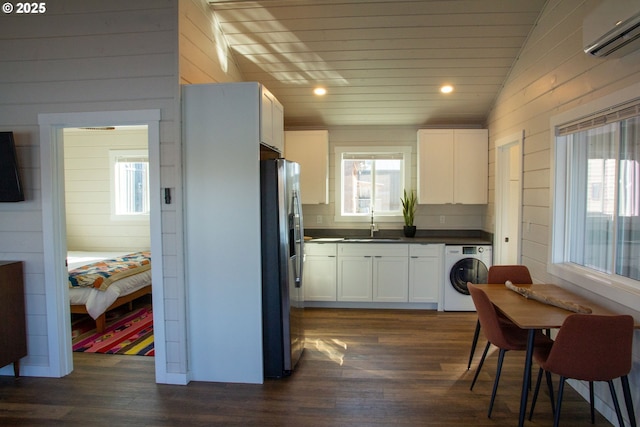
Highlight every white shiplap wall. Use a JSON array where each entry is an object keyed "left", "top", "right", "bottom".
[
  {"left": 0, "top": 0, "right": 182, "bottom": 379},
  {"left": 179, "top": 0, "right": 245, "bottom": 84},
  {"left": 487, "top": 0, "right": 640, "bottom": 284},
  {"left": 63, "top": 128, "right": 150, "bottom": 252},
  {"left": 486, "top": 0, "right": 640, "bottom": 422}
]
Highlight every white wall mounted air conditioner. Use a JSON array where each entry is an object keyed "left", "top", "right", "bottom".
[{"left": 583, "top": 0, "right": 640, "bottom": 58}]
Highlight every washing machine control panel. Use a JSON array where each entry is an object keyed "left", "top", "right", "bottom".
[{"left": 462, "top": 246, "right": 482, "bottom": 254}]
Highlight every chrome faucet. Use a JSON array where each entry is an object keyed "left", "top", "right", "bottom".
[{"left": 370, "top": 208, "right": 376, "bottom": 237}]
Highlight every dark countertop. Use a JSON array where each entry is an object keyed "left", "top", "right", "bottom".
[{"left": 305, "top": 229, "right": 493, "bottom": 246}]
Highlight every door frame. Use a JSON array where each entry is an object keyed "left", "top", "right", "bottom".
[
  {"left": 38, "top": 110, "right": 166, "bottom": 379},
  {"left": 494, "top": 131, "right": 524, "bottom": 265}
]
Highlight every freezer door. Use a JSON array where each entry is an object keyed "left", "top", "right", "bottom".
[{"left": 285, "top": 160, "right": 305, "bottom": 371}]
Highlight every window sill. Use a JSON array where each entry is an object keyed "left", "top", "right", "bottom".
[{"left": 547, "top": 262, "right": 640, "bottom": 312}]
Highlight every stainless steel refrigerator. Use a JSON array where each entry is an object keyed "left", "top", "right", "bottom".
[{"left": 260, "top": 159, "right": 305, "bottom": 378}]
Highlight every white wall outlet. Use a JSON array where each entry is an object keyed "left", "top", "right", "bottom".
[
  {"left": 316, "top": 215, "right": 323, "bottom": 224},
  {"left": 439, "top": 215, "right": 445, "bottom": 224}
]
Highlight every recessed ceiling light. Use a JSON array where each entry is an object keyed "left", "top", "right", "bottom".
[
  {"left": 314, "top": 87, "right": 327, "bottom": 96},
  {"left": 440, "top": 85, "right": 454, "bottom": 94}
]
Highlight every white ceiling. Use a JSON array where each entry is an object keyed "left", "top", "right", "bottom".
[{"left": 209, "top": 0, "right": 547, "bottom": 128}]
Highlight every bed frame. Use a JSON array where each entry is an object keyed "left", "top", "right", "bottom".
[{"left": 70, "top": 285, "right": 152, "bottom": 333}]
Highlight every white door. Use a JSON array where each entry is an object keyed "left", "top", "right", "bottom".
[{"left": 495, "top": 132, "right": 523, "bottom": 265}]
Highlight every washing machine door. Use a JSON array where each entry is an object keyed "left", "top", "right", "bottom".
[{"left": 449, "top": 258, "right": 489, "bottom": 295}]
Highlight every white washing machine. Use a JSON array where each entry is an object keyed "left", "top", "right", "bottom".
[{"left": 442, "top": 245, "right": 492, "bottom": 311}]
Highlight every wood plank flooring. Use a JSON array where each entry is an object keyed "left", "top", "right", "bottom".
[{"left": 0, "top": 308, "right": 614, "bottom": 426}]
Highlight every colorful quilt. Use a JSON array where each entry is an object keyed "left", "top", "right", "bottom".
[{"left": 68, "top": 251, "right": 151, "bottom": 291}]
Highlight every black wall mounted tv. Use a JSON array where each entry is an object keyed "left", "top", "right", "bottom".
[{"left": 0, "top": 132, "right": 25, "bottom": 202}]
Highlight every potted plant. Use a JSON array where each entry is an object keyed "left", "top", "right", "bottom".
[{"left": 401, "top": 189, "right": 417, "bottom": 237}]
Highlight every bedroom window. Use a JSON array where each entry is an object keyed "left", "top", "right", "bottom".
[
  {"left": 552, "top": 100, "right": 640, "bottom": 286},
  {"left": 110, "top": 150, "right": 150, "bottom": 219},
  {"left": 334, "top": 146, "right": 411, "bottom": 221}
]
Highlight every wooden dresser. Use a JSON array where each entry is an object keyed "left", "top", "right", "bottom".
[{"left": 0, "top": 261, "right": 27, "bottom": 377}]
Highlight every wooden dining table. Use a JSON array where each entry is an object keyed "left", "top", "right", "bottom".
[{"left": 480, "top": 283, "right": 638, "bottom": 427}]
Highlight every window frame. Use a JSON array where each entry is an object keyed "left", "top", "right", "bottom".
[
  {"left": 549, "top": 83, "right": 640, "bottom": 310},
  {"left": 334, "top": 146, "right": 412, "bottom": 223},
  {"left": 109, "top": 149, "right": 150, "bottom": 221}
]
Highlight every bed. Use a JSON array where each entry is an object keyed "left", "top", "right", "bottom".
[{"left": 68, "top": 251, "right": 152, "bottom": 333}]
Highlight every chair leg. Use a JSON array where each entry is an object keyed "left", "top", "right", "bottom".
[
  {"left": 608, "top": 380, "right": 626, "bottom": 427},
  {"left": 529, "top": 369, "right": 556, "bottom": 421},
  {"left": 488, "top": 348, "right": 506, "bottom": 418},
  {"left": 621, "top": 375, "right": 637, "bottom": 427},
  {"left": 529, "top": 367, "right": 544, "bottom": 420},
  {"left": 554, "top": 377, "right": 566, "bottom": 427},
  {"left": 467, "top": 319, "right": 481, "bottom": 370},
  {"left": 470, "top": 340, "right": 491, "bottom": 391},
  {"left": 545, "top": 370, "right": 555, "bottom": 416},
  {"left": 589, "top": 381, "right": 594, "bottom": 424}
]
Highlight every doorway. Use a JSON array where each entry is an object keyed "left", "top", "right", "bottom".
[
  {"left": 38, "top": 110, "right": 165, "bottom": 379},
  {"left": 494, "top": 131, "right": 524, "bottom": 265},
  {"left": 63, "top": 126, "right": 153, "bottom": 355}
]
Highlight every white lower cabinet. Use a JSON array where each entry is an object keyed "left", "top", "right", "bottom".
[
  {"left": 304, "top": 243, "right": 337, "bottom": 301},
  {"left": 337, "top": 244, "right": 409, "bottom": 302},
  {"left": 305, "top": 241, "right": 444, "bottom": 308},
  {"left": 408, "top": 244, "right": 444, "bottom": 303}
]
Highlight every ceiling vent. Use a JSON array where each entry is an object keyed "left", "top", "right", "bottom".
[{"left": 583, "top": 0, "right": 640, "bottom": 58}]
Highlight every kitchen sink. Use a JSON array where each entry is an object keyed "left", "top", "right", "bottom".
[
  {"left": 310, "top": 237, "right": 403, "bottom": 243},
  {"left": 342, "top": 237, "right": 402, "bottom": 242}
]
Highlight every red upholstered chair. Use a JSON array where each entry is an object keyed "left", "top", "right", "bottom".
[
  {"left": 468, "top": 283, "right": 553, "bottom": 418},
  {"left": 468, "top": 265, "right": 533, "bottom": 370},
  {"left": 529, "top": 314, "right": 636, "bottom": 427}
]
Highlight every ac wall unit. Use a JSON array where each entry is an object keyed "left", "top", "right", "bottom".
[{"left": 583, "top": 0, "right": 640, "bottom": 58}]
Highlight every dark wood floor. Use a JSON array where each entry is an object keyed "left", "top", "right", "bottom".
[{"left": 0, "top": 308, "right": 614, "bottom": 426}]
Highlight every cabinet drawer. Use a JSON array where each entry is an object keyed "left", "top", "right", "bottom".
[
  {"left": 409, "top": 244, "right": 443, "bottom": 257},
  {"left": 305, "top": 243, "right": 337, "bottom": 256},
  {"left": 338, "top": 243, "right": 408, "bottom": 257}
]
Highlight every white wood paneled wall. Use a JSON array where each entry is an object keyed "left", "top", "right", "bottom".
[
  {"left": 63, "top": 128, "right": 150, "bottom": 252},
  {"left": 179, "top": 0, "right": 244, "bottom": 84},
  {"left": 487, "top": 0, "right": 640, "bottom": 284},
  {"left": 0, "top": 0, "right": 183, "bottom": 379}
]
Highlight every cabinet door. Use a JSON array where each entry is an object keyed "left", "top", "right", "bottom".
[
  {"left": 417, "top": 129, "right": 454, "bottom": 203},
  {"left": 373, "top": 256, "right": 409, "bottom": 302},
  {"left": 271, "top": 99, "right": 284, "bottom": 153},
  {"left": 304, "top": 255, "right": 337, "bottom": 301},
  {"left": 453, "top": 129, "right": 488, "bottom": 204},
  {"left": 260, "top": 86, "right": 284, "bottom": 153},
  {"left": 285, "top": 130, "right": 329, "bottom": 204},
  {"left": 409, "top": 256, "right": 441, "bottom": 302},
  {"left": 417, "top": 129, "right": 488, "bottom": 204},
  {"left": 0, "top": 261, "right": 26, "bottom": 372},
  {"left": 260, "top": 88, "right": 274, "bottom": 147},
  {"left": 337, "top": 256, "right": 372, "bottom": 301}
]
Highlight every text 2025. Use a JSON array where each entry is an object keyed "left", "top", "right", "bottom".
[{"left": 16, "top": 2, "right": 46, "bottom": 13}]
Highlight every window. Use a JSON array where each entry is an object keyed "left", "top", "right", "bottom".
[
  {"left": 553, "top": 101, "right": 640, "bottom": 285},
  {"left": 110, "top": 150, "right": 150, "bottom": 219},
  {"left": 335, "top": 146, "right": 411, "bottom": 221}
]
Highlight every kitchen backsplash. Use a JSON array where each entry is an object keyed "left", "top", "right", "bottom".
[{"left": 302, "top": 203, "right": 486, "bottom": 231}]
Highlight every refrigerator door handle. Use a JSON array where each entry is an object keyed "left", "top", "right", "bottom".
[{"left": 292, "top": 190, "right": 304, "bottom": 287}]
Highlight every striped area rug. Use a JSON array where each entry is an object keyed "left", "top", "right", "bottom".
[{"left": 72, "top": 306, "right": 154, "bottom": 356}]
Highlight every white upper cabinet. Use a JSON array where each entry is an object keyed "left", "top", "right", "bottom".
[
  {"left": 417, "top": 129, "right": 488, "bottom": 204},
  {"left": 260, "top": 86, "right": 284, "bottom": 153},
  {"left": 284, "top": 130, "right": 329, "bottom": 204}
]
